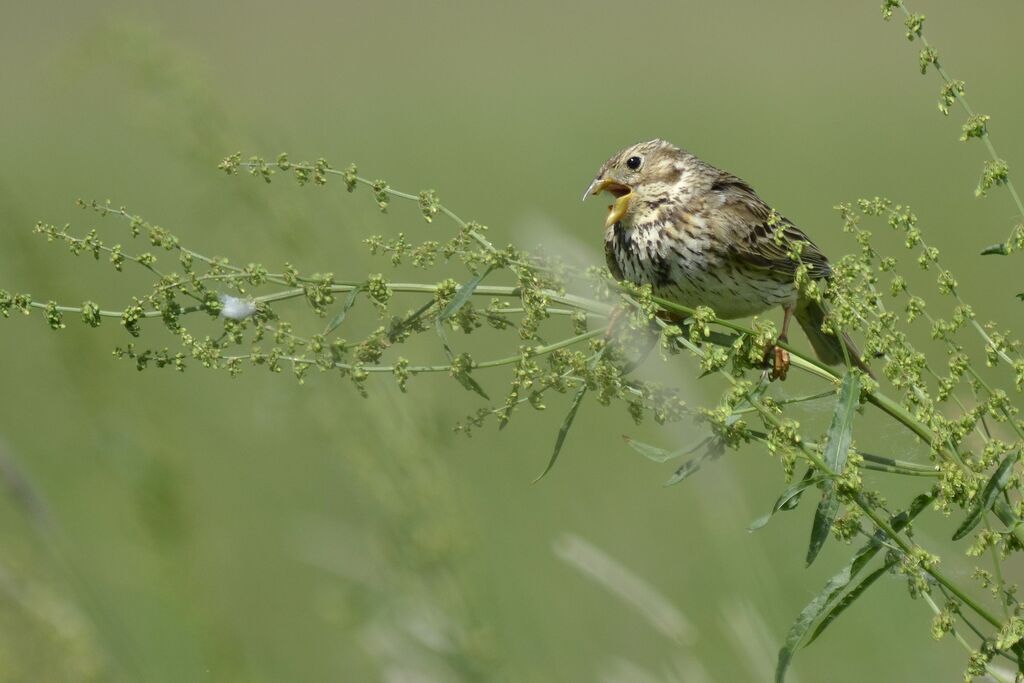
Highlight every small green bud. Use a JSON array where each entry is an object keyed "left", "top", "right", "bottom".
[
  {"left": 959, "top": 114, "right": 989, "bottom": 142},
  {"left": 904, "top": 13, "right": 924, "bottom": 40},
  {"left": 976, "top": 159, "right": 1009, "bottom": 197},
  {"left": 218, "top": 152, "right": 242, "bottom": 174},
  {"left": 918, "top": 46, "right": 938, "bottom": 74},
  {"left": 81, "top": 301, "right": 102, "bottom": 327},
  {"left": 342, "top": 163, "right": 358, "bottom": 192},
  {"left": 44, "top": 301, "right": 65, "bottom": 330},
  {"left": 938, "top": 80, "right": 965, "bottom": 115}
]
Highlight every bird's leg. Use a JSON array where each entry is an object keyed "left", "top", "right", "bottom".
[
  {"left": 764, "top": 305, "right": 793, "bottom": 381},
  {"left": 604, "top": 304, "right": 628, "bottom": 341}
]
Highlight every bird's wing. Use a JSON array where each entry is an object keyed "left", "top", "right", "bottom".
[
  {"left": 604, "top": 236, "right": 624, "bottom": 281},
  {"left": 708, "top": 173, "right": 831, "bottom": 279}
]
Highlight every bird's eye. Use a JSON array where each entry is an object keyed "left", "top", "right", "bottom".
[{"left": 626, "top": 156, "right": 642, "bottom": 170}]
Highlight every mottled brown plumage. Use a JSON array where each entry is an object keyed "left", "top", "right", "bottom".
[{"left": 584, "top": 138, "right": 866, "bottom": 377}]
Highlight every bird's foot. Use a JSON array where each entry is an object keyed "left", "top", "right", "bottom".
[{"left": 763, "top": 341, "right": 790, "bottom": 382}]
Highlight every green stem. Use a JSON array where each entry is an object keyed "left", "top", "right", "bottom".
[
  {"left": 644, "top": 296, "right": 1003, "bottom": 630},
  {"left": 897, "top": 2, "right": 1024, "bottom": 245},
  {"left": 228, "top": 327, "right": 607, "bottom": 375},
  {"left": 921, "top": 591, "right": 1013, "bottom": 683}
]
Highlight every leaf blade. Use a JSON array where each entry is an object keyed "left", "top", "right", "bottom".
[
  {"left": 749, "top": 468, "right": 822, "bottom": 532},
  {"left": 952, "top": 450, "right": 1020, "bottom": 540},
  {"left": 776, "top": 562, "right": 855, "bottom": 683},
  {"left": 662, "top": 439, "right": 721, "bottom": 487},
  {"left": 622, "top": 435, "right": 711, "bottom": 464},
  {"left": 806, "top": 372, "right": 860, "bottom": 566},
  {"left": 805, "top": 558, "right": 896, "bottom": 647},
  {"left": 323, "top": 287, "right": 360, "bottom": 335},
  {"left": 533, "top": 384, "right": 588, "bottom": 483},
  {"left": 622, "top": 436, "right": 678, "bottom": 463},
  {"left": 776, "top": 492, "right": 934, "bottom": 683},
  {"left": 439, "top": 265, "right": 493, "bottom": 322}
]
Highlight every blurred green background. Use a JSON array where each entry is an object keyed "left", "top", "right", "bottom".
[{"left": 1, "top": 1, "right": 1023, "bottom": 680}]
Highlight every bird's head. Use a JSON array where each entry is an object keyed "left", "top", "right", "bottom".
[{"left": 583, "top": 139, "right": 690, "bottom": 228}]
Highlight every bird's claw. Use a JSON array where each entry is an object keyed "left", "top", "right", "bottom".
[{"left": 763, "top": 344, "right": 790, "bottom": 382}]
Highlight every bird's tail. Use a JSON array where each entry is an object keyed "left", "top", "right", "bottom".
[{"left": 795, "top": 299, "right": 874, "bottom": 377}]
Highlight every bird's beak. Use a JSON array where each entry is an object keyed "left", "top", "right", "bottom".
[{"left": 583, "top": 178, "right": 633, "bottom": 228}]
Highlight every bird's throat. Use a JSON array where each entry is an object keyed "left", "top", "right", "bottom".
[{"left": 605, "top": 193, "right": 632, "bottom": 228}]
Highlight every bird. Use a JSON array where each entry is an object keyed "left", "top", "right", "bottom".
[{"left": 583, "top": 138, "right": 867, "bottom": 380}]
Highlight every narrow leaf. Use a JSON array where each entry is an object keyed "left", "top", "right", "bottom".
[
  {"left": 822, "top": 372, "right": 860, "bottom": 474},
  {"left": 622, "top": 437, "right": 676, "bottom": 463},
  {"left": 323, "top": 287, "right": 360, "bottom": 335},
  {"left": 781, "top": 467, "right": 818, "bottom": 511},
  {"left": 805, "top": 558, "right": 897, "bottom": 647},
  {"left": 807, "top": 493, "right": 839, "bottom": 566},
  {"left": 453, "top": 371, "right": 490, "bottom": 401},
  {"left": 533, "top": 384, "right": 588, "bottom": 483},
  {"left": 622, "top": 436, "right": 709, "bottom": 464},
  {"left": 887, "top": 492, "right": 934, "bottom": 535},
  {"left": 437, "top": 326, "right": 489, "bottom": 400},
  {"left": 663, "top": 439, "right": 721, "bottom": 487},
  {"left": 749, "top": 469, "right": 822, "bottom": 532},
  {"left": 439, "top": 265, "right": 493, "bottom": 321},
  {"left": 952, "top": 450, "right": 1020, "bottom": 540},
  {"left": 435, "top": 321, "right": 456, "bottom": 362},
  {"left": 662, "top": 456, "right": 704, "bottom": 486},
  {"left": 387, "top": 298, "right": 436, "bottom": 339},
  {"left": 807, "top": 372, "right": 860, "bottom": 566},
  {"left": 776, "top": 562, "right": 855, "bottom": 683},
  {"left": 980, "top": 243, "right": 1009, "bottom": 256},
  {"left": 434, "top": 266, "right": 494, "bottom": 365},
  {"left": 776, "top": 492, "right": 934, "bottom": 682},
  {"left": 778, "top": 535, "right": 885, "bottom": 682},
  {"left": 993, "top": 497, "right": 1021, "bottom": 529}
]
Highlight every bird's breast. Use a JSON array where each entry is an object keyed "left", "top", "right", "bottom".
[
  {"left": 606, "top": 216, "right": 796, "bottom": 319},
  {"left": 608, "top": 216, "right": 718, "bottom": 287}
]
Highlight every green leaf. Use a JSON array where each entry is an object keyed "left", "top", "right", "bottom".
[
  {"left": 435, "top": 320, "right": 456, "bottom": 362},
  {"left": 622, "top": 437, "right": 676, "bottom": 463},
  {"left": 778, "top": 541, "right": 885, "bottom": 682},
  {"left": 533, "top": 384, "right": 588, "bottom": 483},
  {"left": 663, "top": 439, "right": 721, "bottom": 487},
  {"left": 952, "top": 450, "right": 1020, "bottom": 541},
  {"left": 622, "top": 435, "right": 709, "bottom": 464},
  {"left": 453, "top": 371, "right": 490, "bottom": 401},
  {"left": 776, "top": 492, "right": 933, "bottom": 683},
  {"left": 807, "top": 372, "right": 860, "bottom": 567},
  {"left": 980, "top": 243, "right": 1009, "bottom": 256},
  {"left": 439, "top": 265, "right": 493, "bottom": 322},
  {"left": 887, "top": 492, "right": 935, "bottom": 535},
  {"left": 659, "top": 384, "right": 768, "bottom": 487},
  {"left": 749, "top": 469, "right": 822, "bottom": 532},
  {"left": 781, "top": 468, "right": 817, "bottom": 512},
  {"left": 323, "top": 287, "right": 360, "bottom": 335},
  {"left": 823, "top": 372, "right": 860, "bottom": 476},
  {"left": 776, "top": 561, "right": 855, "bottom": 683},
  {"left": 993, "top": 496, "right": 1021, "bottom": 528},
  {"left": 435, "top": 266, "right": 494, "bottom": 364},
  {"left": 805, "top": 558, "right": 896, "bottom": 647},
  {"left": 387, "top": 298, "right": 436, "bottom": 340}
]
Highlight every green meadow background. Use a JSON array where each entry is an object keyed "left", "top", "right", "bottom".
[{"left": 1, "top": 1, "right": 1023, "bottom": 680}]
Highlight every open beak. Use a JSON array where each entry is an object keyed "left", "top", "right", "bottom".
[{"left": 583, "top": 178, "right": 633, "bottom": 228}]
